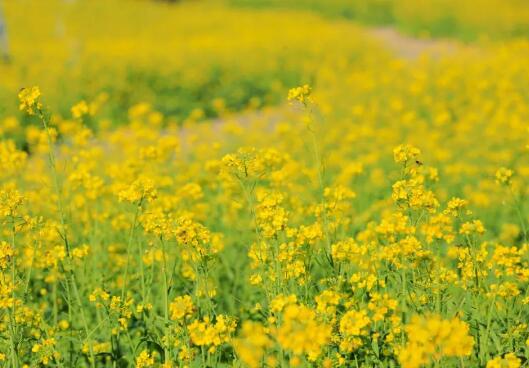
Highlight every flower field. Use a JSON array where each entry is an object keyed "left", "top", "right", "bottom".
[{"left": 1, "top": 0, "right": 529, "bottom": 367}]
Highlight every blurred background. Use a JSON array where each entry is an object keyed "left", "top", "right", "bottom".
[{"left": 1, "top": 0, "right": 529, "bottom": 130}]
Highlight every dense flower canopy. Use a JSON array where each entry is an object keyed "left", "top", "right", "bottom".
[{"left": 1, "top": 1, "right": 529, "bottom": 367}]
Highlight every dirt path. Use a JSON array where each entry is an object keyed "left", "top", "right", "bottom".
[
  {"left": 163, "top": 28, "right": 474, "bottom": 138},
  {"left": 32, "top": 26, "right": 479, "bottom": 166},
  {"left": 197, "top": 27, "right": 469, "bottom": 134},
  {"left": 368, "top": 27, "right": 463, "bottom": 60},
  {"left": 58, "top": 26, "right": 475, "bottom": 158}
]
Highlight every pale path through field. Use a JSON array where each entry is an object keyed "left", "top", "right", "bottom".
[
  {"left": 204, "top": 25, "right": 468, "bottom": 131},
  {"left": 367, "top": 26, "right": 463, "bottom": 60},
  {"left": 60, "top": 25, "right": 472, "bottom": 154}
]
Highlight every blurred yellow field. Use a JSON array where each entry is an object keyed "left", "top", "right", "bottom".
[{"left": 1, "top": 1, "right": 529, "bottom": 367}]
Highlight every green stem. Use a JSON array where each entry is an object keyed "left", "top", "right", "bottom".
[
  {"left": 161, "top": 237, "right": 171, "bottom": 363},
  {"left": 121, "top": 203, "right": 141, "bottom": 301},
  {"left": 9, "top": 217, "right": 18, "bottom": 368}
]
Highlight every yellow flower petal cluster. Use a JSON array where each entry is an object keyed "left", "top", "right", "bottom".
[{"left": 398, "top": 314, "right": 474, "bottom": 368}]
